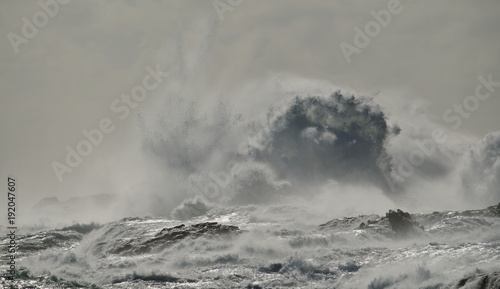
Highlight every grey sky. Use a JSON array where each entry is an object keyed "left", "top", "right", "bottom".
[{"left": 1, "top": 0, "right": 499, "bottom": 212}]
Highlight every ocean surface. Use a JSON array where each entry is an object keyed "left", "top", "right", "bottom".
[
  {"left": 2, "top": 202, "right": 500, "bottom": 288},
  {"left": 3, "top": 91, "right": 500, "bottom": 288}
]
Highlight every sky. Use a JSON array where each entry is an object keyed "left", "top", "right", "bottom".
[{"left": 1, "top": 0, "right": 500, "bottom": 217}]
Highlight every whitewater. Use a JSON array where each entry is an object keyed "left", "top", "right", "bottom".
[
  {"left": 1, "top": 201, "right": 500, "bottom": 288},
  {"left": 2, "top": 22, "right": 500, "bottom": 289},
  {"left": 2, "top": 91, "right": 500, "bottom": 288}
]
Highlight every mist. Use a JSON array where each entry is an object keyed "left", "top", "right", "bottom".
[
  {"left": 2, "top": 1, "right": 500, "bottom": 288},
  {"left": 25, "top": 18, "right": 500, "bottom": 224}
]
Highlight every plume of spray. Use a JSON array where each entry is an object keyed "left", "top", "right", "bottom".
[
  {"left": 457, "top": 130, "right": 500, "bottom": 206},
  {"left": 129, "top": 17, "right": 500, "bottom": 218},
  {"left": 243, "top": 92, "right": 398, "bottom": 193},
  {"left": 135, "top": 16, "right": 406, "bottom": 214},
  {"left": 141, "top": 85, "right": 409, "bottom": 217}
]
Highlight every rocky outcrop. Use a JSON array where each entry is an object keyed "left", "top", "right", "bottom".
[
  {"left": 458, "top": 202, "right": 500, "bottom": 218},
  {"left": 319, "top": 215, "right": 380, "bottom": 231},
  {"left": 95, "top": 222, "right": 241, "bottom": 256},
  {"left": 445, "top": 272, "right": 500, "bottom": 289},
  {"left": 413, "top": 202, "right": 500, "bottom": 235},
  {"left": 386, "top": 209, "right": 425, "bottom": 236},
  {"left": 319, "top": 209, "right": 424, "bottom": 237},
  {"left": 147, "top": 222, "right": 240, "bottom": 245},
  {"left": 11, "top": 230, "right": 82, "bottom": 257}
]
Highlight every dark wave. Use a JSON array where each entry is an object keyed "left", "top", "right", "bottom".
[{"left": 249, "top": 92, "right": 396, "bottom": 193}]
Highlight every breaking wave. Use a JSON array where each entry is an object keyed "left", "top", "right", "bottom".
[{"left": 245, "top": 92, "right": 398, "bottom": 193}]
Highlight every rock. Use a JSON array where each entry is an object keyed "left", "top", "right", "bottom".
[
  {"left": 319, "top": 215, "right": 380, "bottom": 231},
  {"left": 15, "top": 230, "right": 82, "bottom": 256},
  {"left": 385, "top": 209, "right": 424, "bottom": 236},
  {"left": 319, "top": 209, "right": 427, "bottom": 238},
  {"left": 456, "top": 202, "right": 500, "bottom": 218},
  {"left": 101, "top": 222, "right": 241, "bottom": 256},
  {"left": 445, "top": 272, "right": 500, "bottom": 289},
  {"left": 151, "top": 222, "right": 240, "bottom": 243},
  {"left": 491, "top": 202, "right": 500, "bottom": 216},
  {"left": 258, "top": 263, "right": 283, "bottom": 274},
  {"left": 338, "top": 262, "right": 361, "bottom": 272}
]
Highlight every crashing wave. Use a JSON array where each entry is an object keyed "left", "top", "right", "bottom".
[{"left": 244, "top": 92, "right": 398, "bottom": 194}]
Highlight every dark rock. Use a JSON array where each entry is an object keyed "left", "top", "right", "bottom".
[
  {"left": 319, "top": 215, "right": 380, "bottom": 231},
  {"left": 492, "top": 202, "right": 500, "bottom": 216},
  {"left": 416, "top": 202, "right": 500, "bottom": 231},
  {"left": 111, "top": 273, "right": 182, "bottom": 284},
  {"left": 59, "top": 222, "right": 102, "bottom": 234},
  {"left": 152, "top": 222, "right": 240, "bottom": 241},
  {"left": 259, "top": 263, "right": 283, "bottom": 273},
  {"left": 385, "top": 209, "right": 424, "bottom": 236},
  {"left": 445, "top": 272, "right": 500, "bottom": 289},
  {"left": 338, "top": 262, "right": 361, "bottom": 272},
  {"left": 16, "top": 231, "right": 82, "bottom": 256},
  {"left": 456, "top": 202, "right": 500, "bottom": 218},
  {"left": 101, "top": 222, "right": 241, "bottom": 256}
]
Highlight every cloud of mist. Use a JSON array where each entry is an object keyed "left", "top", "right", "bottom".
[
  {"left": 458, "top": 130, "right": 500, "bottom": 207},
  {"left": 28, "top": 15, "right": 500, "bottom": 225},
  {"left": 247, "top": 92, "right": 397, "bottom": 191}
]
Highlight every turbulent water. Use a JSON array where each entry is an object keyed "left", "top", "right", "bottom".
[
  {"left": 1, "top": 202, "right": 500, "bottom": 288},
  {"left": 3, "top": 90, "right": 500, "bottom": 288},
  {"left": 3, "top": 86, "right": 500, "bottom": 288},
  {"left": 2, "top": 11, "right": 499, "bottom": 288}
]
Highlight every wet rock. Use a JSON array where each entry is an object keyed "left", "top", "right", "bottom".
[
  {"left": 150, "top": 222, "right": 240, "bottom": 244},
  {"left": 102, "top": 222, "right": 241, "bottom": 256},
  {"left": 445, "top": 272, "right": 500, "bottom": 289},
  {"left": 258, "top": 263, "right": 283, "bottom": 273},
  {"left": 319, "top": 215, "right": 380, "bottom": 231},
  {"left": 490, "top": 202, "right": 500, "bottom": 216},
  {"left": 338, "top": 262, "right": 361, "bottom": 272},
  {"left": 320, "top": 210, "right": 424, "bottom": 238},
  {"left": 386, "top": 209, "right": 425, "bottom": 236},
  {"left": 13, "top": 230, "right": 82, "bottom": 257}
]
